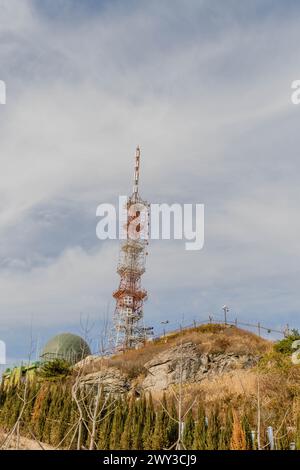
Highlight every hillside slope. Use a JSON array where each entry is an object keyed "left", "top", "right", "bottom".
[
  {"left": 1, "top": 324, "right": 299, "bottom": 450},
  {"left": 79, "top": 324, "right": 271, "bottom": 394}
]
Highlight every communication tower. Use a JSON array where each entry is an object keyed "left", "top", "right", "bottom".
[{"left": 112, "top": 147, "right": 151, "bottom": 350}]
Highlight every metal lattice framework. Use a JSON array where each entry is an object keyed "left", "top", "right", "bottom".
[{"left": 112, "top": 147, "right": 151, "bottom": 351}]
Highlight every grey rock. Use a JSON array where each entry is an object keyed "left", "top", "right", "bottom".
[
  {"left": 142, "top": 342, "right": 259, "bottom": 391},
  {"left": 80, "top": 368, "right": 130, "bottom": 394}
]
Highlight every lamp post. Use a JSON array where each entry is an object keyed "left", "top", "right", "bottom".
[{"left": 222, "top": 305, "right": 229, "bottom": 325}]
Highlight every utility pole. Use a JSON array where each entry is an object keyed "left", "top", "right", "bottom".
[
  {"left": 258, "top": 322, "right": 261, "bottom": 337},
  {"left": 222, "top": 305, "right": 229, "bottom": 325}
]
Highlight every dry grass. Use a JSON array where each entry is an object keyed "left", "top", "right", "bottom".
[
  {"left": 82, "top": 324, "right": 271, "bottom": 380},
  {"left": 149, "top": 360, "right": 300, "bottom": 419},
  {"left": 146, "top": 369, "right": 258, "bottom": 411},
  {"left": 187, "top": 370, "right": 258, "bottom": 403},
  {"left": 185, "top": 325, "right": 271, "bottom": 355}
]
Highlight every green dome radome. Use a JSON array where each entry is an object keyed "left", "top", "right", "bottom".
[{"left": 41, "top": 333, "right": 91, "bottom": 364}]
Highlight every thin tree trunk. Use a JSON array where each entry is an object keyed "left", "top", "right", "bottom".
[
  {"left": 257, "top": 374, "right": 261, "bottom": 450},
  {"left": 77, "top": 421, "right": 82, "bottom": 450},
  {"left": 89, "top": 383, "right": 102, "bottom": 450}
]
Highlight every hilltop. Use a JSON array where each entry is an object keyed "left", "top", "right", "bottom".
[
  {"left": 0, "top": 323, "right": 299, "bottom": 450},
  {"left": 77, "top": 323, "right": 271, "bottom": 395}
]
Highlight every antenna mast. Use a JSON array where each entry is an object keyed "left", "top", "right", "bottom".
[
  {"left": 132, "top": 145, "right": 140, "bottom": 201},
  {"left": 112, "top": 147, "right": 151, "bottom": 351}
]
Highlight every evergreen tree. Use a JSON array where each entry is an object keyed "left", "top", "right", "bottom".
[
  {"left": 40, "top": 384, "right": 56, "bottom": 443},
  {"left": 32, "top": 384, "right": 51, "bottom": 439},
  {"left": 95, "top": 394, "right": 114, "bottom": 450},
  {"left": 68, "top": 398, "right": 82, "bottom": 449},
  {"left": 142, "top": 394, "right": 156, "bottom": 450},
  {"left": 120, "top": 398, "right": 134, "bottom": 449},
  {"left": 183, "top": 409, "right": 195, "bottom": 449},
  {"left": 151, "top": 395, "right": 169, "bottom": 450},
  {"left": 166, "top": 398, "right": 178, "bottom": 449},
  {"left": 21, "top": 381, "right": 39, "bottom": 438},
  {"left": 132, "top": 396, "right": 146, "bottom": 450},
  {"left": 49, "top": 383, "right": 72, "bottom": 447},
  {"left": 109, "top": 398, "right": 126, "bottom": 450},
  {"left": 206, "top": 407, "right": 220, "bottom": 450},
  {"left": 1, "top": 385, "right": 22, "bottom": 430},
  {"left": 276, "top": 425, "right": 290, "bottom": 450},
  {"left": 296, "top": 412, "right": 300, "bottom": 450},
  {"left": 242, "top": 414, "right": 253, "bottom": 450},
  {"left": 192, "top": 404, "right": 207, "bottom": 450},
  {"left": 39, "top": 359, "right": 70, "bottom": 379},
  {"left": 230, "top": 410, "right": 246, "bottom": 450},
  {"left": 0, "top": 382, "right": 7, "bottom": 408},
  {"left": 218, "top": 408, "right": 233, "bottom": 450},
  {"left": 98, "top": 411, "right": 113, "bottom": 449}
]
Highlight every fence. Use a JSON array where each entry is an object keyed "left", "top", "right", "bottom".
[{"left": 154, "top": 315, "right": 291, "bottom": 341}]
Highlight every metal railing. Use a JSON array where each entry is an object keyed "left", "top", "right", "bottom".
[{"left": 153, "top": 315, "right": 291, "bottom": 341}]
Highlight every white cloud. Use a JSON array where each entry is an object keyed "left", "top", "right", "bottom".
[
  {"left": 0, "top": 0, "right": 300, "bottom": 358},
  {"left": 0, "top": 243, "right": 118, "bottom": 327}
]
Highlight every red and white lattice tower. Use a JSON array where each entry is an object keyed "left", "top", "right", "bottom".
[{"left": 112, "top": 147, "right": 151, "bottom": 351}]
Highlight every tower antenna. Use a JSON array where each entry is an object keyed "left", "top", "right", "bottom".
[
  {"left": 112, "top": 147, "right": 151, "bottom": 351},
  {"left": 132, "top": 145, "right": 140, "bottom": 201}
]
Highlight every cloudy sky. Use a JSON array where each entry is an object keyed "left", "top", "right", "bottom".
[{"left": 0, "top": 0, "right": 300, "bottom": 365}]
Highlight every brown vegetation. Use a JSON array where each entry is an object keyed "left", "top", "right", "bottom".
[{"left": 83, "top": 324, "right": 271, "bottom": 380}]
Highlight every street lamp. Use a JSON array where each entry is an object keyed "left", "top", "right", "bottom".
[
  {"left": 160, "top": 320, "right": 169, "bottom": 337},
  {"left": 222, "top": 305, "right": 229, "bottom": 325}
]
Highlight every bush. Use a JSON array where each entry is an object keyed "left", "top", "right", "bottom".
[
  {"left": 274, "top": 330, "right": 300, "bottom": 355},
  {"left": 38, "top": 359, "right": 71, "bottom": 379}
]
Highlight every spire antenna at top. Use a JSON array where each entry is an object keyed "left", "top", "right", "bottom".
[{"left": 133, "top": 145, "right": 141, "bottom": 200}]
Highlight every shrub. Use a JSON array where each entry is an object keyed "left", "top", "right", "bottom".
[
  {"left": 274, "top": 330, "right": 300, "bottom": 355},
  {"left": 38, "top": 359, "right": 71, "bottom": 379}
]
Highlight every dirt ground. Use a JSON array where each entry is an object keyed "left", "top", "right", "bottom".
[{"left": 0, "top": 430, "right": 54, "bottom": 450}]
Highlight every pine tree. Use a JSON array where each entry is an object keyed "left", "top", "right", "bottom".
[
  {"left": 41, "top": 384, "right": 56, "bottom": 443},
  {"left": 242, "top": 413, "right": 253, "bottom": 450},
  {"left": 296, "top": 412, "right": 300, "bottom": 451},
  {"left": 3, "top": 385, "right": 22, "bottom": 430},
  {"left": 230, "top": 410, "right": 246, "bottom": 450},
  {"left": 110, "top": 398, "right": 125, "bottom": 450},
  {"left": 206, "top": 407, "right": 220, "bottom": 450},
  {"left": 276, "top": 424, "right": 290, "bottom": 450},
  {"left": 151, "top": 395, "right": 169, "bottom": 450},
  {"left": 120, "top": 398, "right": 134, "bottom": 449},
  {"left": 68, "top": 397, "right": 82, "bottom": 449},
  {"left": 218, "top": 408, "right": 233, "bottom": 450},
  {"left": 22, "top": 382, "right": 40, "bottom": 440},
  {"left": 32, "top": 384, "right": 52, "bottom": 440},
  {"left": 192, "top": 404, "right": 207, "bottom": 450},
  {"left": 142, "top": 394, "right": 156, "bottom": 449},
  {"left": 39, "top": 359, "right": 70, "bottom": 379},
  {"left": 96, "top": 394, "right": 114, "bottom": 450},
  {"left": 166, "top": 398, "right": 178, "bottom": 449},
  {"left": 49, "top": 383, "right": 72, "bottom": 447},
  {"left": 132, "top": 397, "right": 146, "bottom": 450},
  {"left": 0, "top": 382, "right": 6, "bottom": 408},
  {"left": 183, "top": 409, "right": 195, "bottom": 449}
]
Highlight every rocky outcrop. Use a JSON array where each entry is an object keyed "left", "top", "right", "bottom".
[
  {"left": 142, "top": 341, "right": 259, "bottom": 391},
  {"left": 80, "top": 368, "right": 131, "bottom": 394},
  {"left": 77, "top": 342, "right": 260, "bottom": 393}
]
